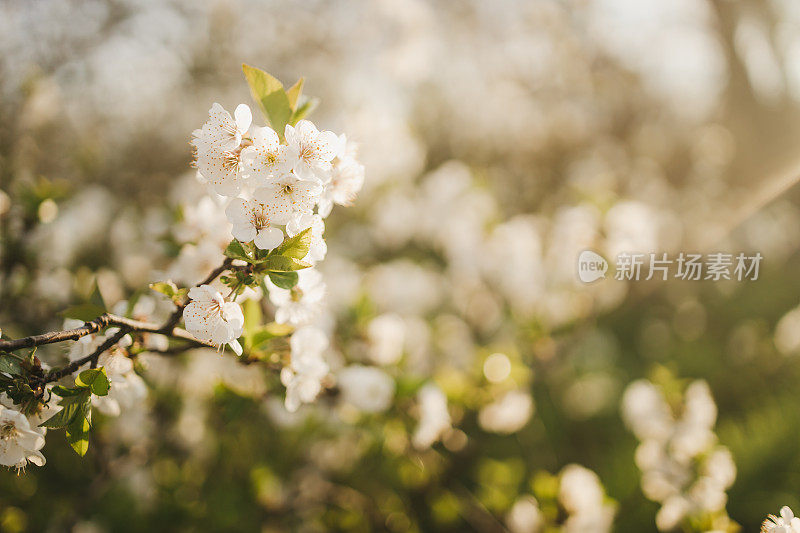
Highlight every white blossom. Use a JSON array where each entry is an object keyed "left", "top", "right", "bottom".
[
  {"left": 254, "top": 173, "right": 321, "bottom": 217},
  {"left": 337, "top": 365, "right": 395, "bottom": 413},
  {"left": 318, "top": 135, "right": 365, "bottom": 216},
  {"left": 478, "top": 391, "right": 534, "bottom": 434},
  {"left": 242, "top": 126, "right": 291, "bottom": 186},
  {"left": 281, "top": 326, "right": 330, "bottom": 412},
  {"left": 192, "top": 103, "right": 252, "bottom": 197},
  {"left": 191, "top": 103, "right": 251, "bottom": 153},
  {"left": 412, "top": 383, "right": 450, "bottom": 449},
  {"left": 225, "top": 196, "right": 288, "bottom": 250},
  {"left": 366, "top": 313, "right": 406, "bottom": 365},
  {"left": 762, "top": 506, "right": 800, "bottom": 533},
  {"left": 268, "top": 268, "right": 326, "bottom": 326},
  {"left": 284, "top": 120, "right": 340, "bottom": 182},
  {"left": 183, "top": 285, "right": 244, "bottom": 355},
  {"left": 0, "top": 404, "right": 46, "bottom": 469}
]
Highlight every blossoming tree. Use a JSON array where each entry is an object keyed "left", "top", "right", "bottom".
[{"left": 0, "top": 65, "right": 364, "bottom": 467}]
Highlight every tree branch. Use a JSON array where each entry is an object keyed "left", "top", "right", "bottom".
[{"left": 0, "top": 257, "right": 234, "bottom": 383}]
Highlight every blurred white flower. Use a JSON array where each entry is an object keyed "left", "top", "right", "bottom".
[
  {"left": 559, "top": 464, "right": 615, "bottom": 533},
  {"left": 225, "top": 196, "right": 288, "bottom": 250},
  {"left": 92, "top": 350, "right": 147, "bottom": 417},
  {"left": 337, "top": 365, "right": 395, "bottom": 413},
  {"left": 412, "top": 383, "right": 450, "bottom": 449},
  {"left": 478, "top": 391, "right": 534, "bottom": 434},
  {"left": 268, "top": 268, "right": 326, "bottom": 326},
  {"left": 367, "top": 313, "right": 406, "bottom": 365},
  {"left": 284, "top": 120, "right": 340, "bottom": 182},
  {"left": 183, "top": 285, "right": 244, "bottom": 355},
  {"left": 506, "top": 495, "right": 544, "bottom": 533},
  {"left": 0, "top": 404, "right": 46, "bottom": 469},
  {"left": 282, "top": 326, "right": 330, "bottom": 412}
]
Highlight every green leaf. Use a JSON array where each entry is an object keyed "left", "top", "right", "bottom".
[
  {"left": 250, "top": 322, "right": 294, "bottom": 349},
  {"left": 242, "top": 64, "right": 293, "bottom": 140},
  {"left": 65, "top": 404, "right": 91, "bottom": 456},
  {"left": 89, "top": 282, "right": 106, "bottom": 310},
  {"left": 150, "top": 281, "right": 177, "bottom": 299},
  {"left": 268, "top": 271, "right": 299, "bottom": 290},
  {"left": 224, "top": 239, "right": 253, "bottom": 263},
  {"left": 260, "top": 255, "right": 311, "bottom": 272},
  {"left": 51, "top": 385, "right": 83, "bottom": 398},
  {"left": 271, "top": 228, "right": 312, "bottom": 260},
  {"left": 0, "top": 353, "right": 23, "bottom": 376},
  {"left": 76, "top": 368, "right": 110, "bottom": 396},
  {"left": 290, "top": 96, "right": 319, "bottom": 126},
  {"left": 40, "top": 400, "right": 83, "bottom": 429},
  {"left": 59, "top": 303, "right": 105, "bottom": 322},
  {"left": 286, "top": 77, "right": 305, "bottom": 110}
]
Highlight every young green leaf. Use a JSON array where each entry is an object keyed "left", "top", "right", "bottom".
[
  {"left": 65, "top": 404, "right": 91, "bottom": 456},
  {"left": 76, "top": 368, "right": 111, "bottom": 396},
  {"left": 149, "top": 281, "right": 178, "bottom": 299},
  {"left": 268, "top": 271, "right": 299, "bottom": 290},
  {"left": 40, "top": 400, "right": 83, "bottom": 429},
  {"left": 290, "top": 96, "right": 319, "bottom": 126},
  {"left": 286, "top": 77, "right": 305, "bottom": 110},
  {"left": 0, "top": 353, "right": 24, "bottom": 376},
  {"left": 224, "top": 239, "right": 253, "bottom": 263},
  {"left": 260, "top": 255, "right": 311, "bottom": 272},
  {"left": 271, "top": 228, "right": 312, "bottom": 260},
  {"left": 242, "top": 64, "right": 293, "bottom": 140}
]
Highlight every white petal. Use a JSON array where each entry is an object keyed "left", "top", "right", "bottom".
[
  {"left": 229, "top": 339, "right": 243, "bottom": 356},
  {"left": 231, "top": 223, "right": 257, "bottom": 243},
  {"left": 254, "top": 227, "right": 284, "bottom": 250},
  {"left": 234, "top": 104, "right": 252, "bottom": 133}
]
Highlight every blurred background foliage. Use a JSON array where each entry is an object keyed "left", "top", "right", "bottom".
[{"left": 2, "top": 0, "right": 800, "bottom": 531}]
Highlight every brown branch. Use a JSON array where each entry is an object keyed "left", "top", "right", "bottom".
[{"left": 0, "top": 257, "right": 234, "bottom": 384}]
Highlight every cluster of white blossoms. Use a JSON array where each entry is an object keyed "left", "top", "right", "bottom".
[
  {"left": 505, "top": 464, "right": 615, "bottom": 533},
  {"left": 622, "top": 379, "right": 737, "bottom": 532},
  {"left": 184, "top": 100, "right": 364, "bottom": 411}
]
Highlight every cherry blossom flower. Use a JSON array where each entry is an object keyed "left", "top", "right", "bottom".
[
  {"left": 268, "top": 268, "right": 326, "bottom": 326},
  {"left": 195, "top": 145, "right": 246, "bottom": 197},
  {"left": 318, "top": 135, "right": 365, "bottom": 217},
  {"left": 763, "top": 507, "right": 800, "bottom": 533},
  {"left": 225, "top": 197, "right": 289, "bottom": 250},
  {"left": 0, "top": 404, "right": 46, "bottom": 469},
  {"left": 337, "top": 365, "right": 395, "bottom": 413},
  {"left": 183, "top": 285, "right": 244, "bottom": 355},
  {"left": 284, "top": 120, "right": 340, "bottom": 182},
  {"left": 191, "top": 104, "right": 254, "bottom": 197},
  {"left": 412, "top": 383, "right": 451, "bottom": 449},
  {"left": 242, "top": 126, "right": 290, "bottom": 186},
  {"left": 254, "top": 174, "right": 321, "bottom": 217},
  {"left": 192, "top": 103, "right": 252, "bottom": 153},
  {"left": 281, "top": 326, "right": 330, "bottom": 412},
  {"left": 286, "top": 213, "right": 326, "bottom": 263}
]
